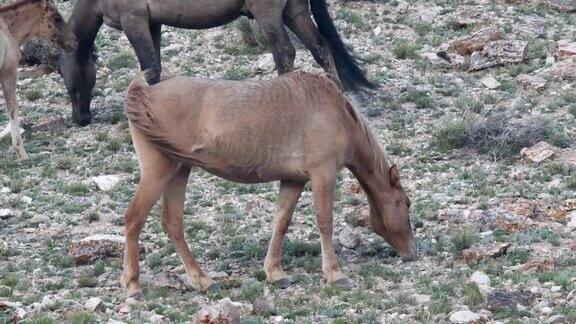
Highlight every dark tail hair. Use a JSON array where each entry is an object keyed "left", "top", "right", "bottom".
[{"left": 310, "top": 0, "right": 376, "bottom": 92}]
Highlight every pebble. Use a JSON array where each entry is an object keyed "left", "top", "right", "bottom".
[
  {"left": 449, "top": 310, "right": 481, "bottom": 323},
  {"left": 548, "top": 314, "right": 567, "bottom": 324},
  {"left": 338, "top": 226, "right": 361, "bottom": 249},
  {"left": 29, "top": 214, "right": 50, "bottom": 225},
  {"left": 84, "top": 297, "right": 103, "bottom": 312}
]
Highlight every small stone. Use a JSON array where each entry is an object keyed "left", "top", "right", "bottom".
[
  {"left": 149, "top": 272, "right": 191, "bottom": 292},
  {"left": 541, "top": 0, "right": 576, "bottom": 12},
  {"left": 0, "top": 121, "right": 24, "bottom": 140},
  {"left": 33, "top": 116, "right": 66, "bottom": 133},
  {"left": 338, "top": 226, "right": 361, "bottom": 249},
  {"left": 517, "top": 74, "right": 547, "bottom": 90},
  {"left": 0, "top": 209, "right": 15, "bottom": 220},
  {"left": 460, "top": 242, "right": 511, "bottom": 264},
  {"left": 252, "top": 295, "right": 276, "bottom": 316},
  {"left": 208, "top": 271, "right": 229, "bottom": 280},
  {"left": 29, "top": 214, "right": 50, "bottom": 225},
  {"left": 150, "top": 314, "right": 167, "bottom": 324},
  {"left": 373, "top": 26, "right": 382, "bottom": 36},
  {"left": 556, "top": 41, "right": 576, "bottom": 60},
  {"left": 540, "top": 306, "right": 553, "bottom": 315},
  {"left": 70, "top": 234, "right": 126, "bottom": 265},
  {"left": 449, "top": 310, "right": 481, "bottom": 323},
  {"left": 197, "top": 298, "right": 252, "bottom": 323},
  {"left": 414, "top": 294, "right": 431, "bottom": 305},
  {"left": 520, "top": 142, "right": 557, "bottom": 164},
  {"left": 470, "top": 271, "right": 490, "bottom": 287},
  {"left": 480, "top": 75, "right": 501, "bottom": 89},
  {"left": 84, "top": 297, "right": 103, "bottom": 312},
  {"left": 91, "top": 174, "right": 129, "bottom": 192},
  {"left": 565, "top": 199, "right": 576, "bottom": 211},
  {"left": 551, "top": 285, "right": 562, "bottom": 292},
  {"left": 255, "top": 53, "right": 275, "bottom": 74},
  {"left": 1, "top": 187, "right": 10, "bottom": 193},
  {"left": 344, "top": 207, "right": 369, "bottom": 227},
  {"left": 548, "top": 314, "right": 567, "bottom": 324}
]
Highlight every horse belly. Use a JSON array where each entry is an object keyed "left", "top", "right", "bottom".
[{"left": 148, "top": 0, "right": 245, "bottom": 29}]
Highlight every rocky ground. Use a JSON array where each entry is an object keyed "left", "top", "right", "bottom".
[{"left": 1, "top": 0, "right": 576, "bottom": 323}]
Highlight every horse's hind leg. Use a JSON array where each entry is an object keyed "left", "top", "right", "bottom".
[
  {"left": 1, "top": 56, "right": 28, "bottom": 160},
  {"left": 264, "top": 180, "right": 304, "bottom": 288},
  {"left": 121, "top": 16, "right": 161, "bottom": 84},
  {"left": 160, "top": 166, "right": 218, "bottom": 293},
  {"left": 247, "top": 1, "right": 296, "bottom": 74},
  {"left": 310, "top": 168, "right": 352, "bottom": 289},
  {"left": 284, "top": 0, "right": 340, "bottom": 86},
  {"left": 121, "top": 135, "right": 181, "bottom": 299}
]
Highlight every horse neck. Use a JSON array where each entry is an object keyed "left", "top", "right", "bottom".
[
  {"left": 0, "top": 3, "right": 44, "bottom": 45},
  {"left": 348, "top": 125, "right": 391, "bottom": 211}
]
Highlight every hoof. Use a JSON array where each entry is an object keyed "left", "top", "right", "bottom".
[
  {"left": 273, "top": 277, "right": 292, "bottom": 289},
  {"left": 128, "top": 291, "right": 145, "bottom": 301},
  {"left": 332, "top": 277, "right": 353, "bottom": 290},
  {"left": 205, "top": 283, "right": 221, "bottom": 294}
]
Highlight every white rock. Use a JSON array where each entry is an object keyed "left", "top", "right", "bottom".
[
  {"left": 21, "top": 195, "right": 32, "bottom": 204},
  {"left": 480, "top": 75, "right": 501, "bottom": 89},
  {"left": 0, "top": 208, "right": 15, "bottom": 220},
  {"left": 450, "top": 310, "right": 481, "bottom": 323},
  {"left": 208, "top": 271, "right": 229, "bottom": 280},
  {"left": 29, "top": 214, "right": 50, "bottom": 225},
  {"left": 150, "top": 313, "right": 166, "bottom": 324},
  {"left": 256, "top": 53, "right": 275, "bottom": 74},
  {"left": 551, "top": 285, "right": 562, "bottom": 292},
  {"left": 414, "top": 294, "right": 431, "bottom": 305},
  {"left": 540, "top": 306, "right": 553, "bottom": 315},
  {"left": 373, "top": 26, "right": 382, "bottom": 36},
  {"left": 1, "top": 187, "right": 10, "bottom": 193},
  {"left": 0, "top": 121, "right": 24, "bottom": 140},
  {"left": 91, "top": 174, "right": 129, "bottom": 191},
  {"left": 84, "top": 297, "right": 103, "bottom": 312},
  {"left": 470, "top": 271, "right": 490, "bottom": 286}
]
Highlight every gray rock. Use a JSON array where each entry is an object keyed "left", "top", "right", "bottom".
[
  {"left": 486, "top": 290, "right": 534, "bottom": 310},
  {"left": 469, "top": 40, "right": 528, "bottom": 71},
  {"left": 84, "top": 297, "right": 103, "bottom": 312},
  {"left": 252, "top": 295, "right": 276, "bottom": 316},
  {"left": 339, "top": 226, "right": 361, "bottom": 249},
  {"left": 70, "top": 234, "right": 125, "bottom": 265},
  {"left": 29, "top": 214, "right": 50, "bottom": 225},
  {"left": 548, "top": 314, "right": 567, "bottom": 324},
  {"left": 414, "top": 294, "right": 431, "bottom": 305}
]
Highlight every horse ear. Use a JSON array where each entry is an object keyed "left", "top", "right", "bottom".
[{"left": 389, "top": 164, "right": 400, "bottom": 187}]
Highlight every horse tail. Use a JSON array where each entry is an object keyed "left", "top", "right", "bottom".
[
  {"left": 124, "top": 70, "right": 188, "bottom": 160},
  {"left": 310, "top": 0, "right": 375, "bottom": 92}
]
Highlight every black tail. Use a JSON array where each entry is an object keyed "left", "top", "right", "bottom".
[{"left": 310, "top": 0, "right": 376, "bottom": 92}]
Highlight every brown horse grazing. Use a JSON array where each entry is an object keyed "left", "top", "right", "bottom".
[
  {"left": 59, "top": 0, "right": 374, "bottom": 126},
  {"left": 0, "top": 0, "right": 76, "bottom": 160},
  {"left": 121, "top": 70, "right": 415, "bottom": 298}
]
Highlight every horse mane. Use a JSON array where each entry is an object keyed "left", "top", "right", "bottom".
[
  {"left": 0, "top": 0, "right": 42, "bottom": 13},
  {"left": 291, "top": 71, "right": 391, "bottom": 182}
]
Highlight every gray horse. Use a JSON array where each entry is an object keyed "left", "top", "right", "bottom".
[{"left": 59, "top": 0, "right": 374, "bottom": 126}]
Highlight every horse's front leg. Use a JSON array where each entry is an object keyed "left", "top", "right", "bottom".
[
  {"left": 121, "top": 17, "right": 161, "bottom": 84},
  {"left": 310, "top": 168, "right": 352, "bottom": 289},
  {"left": 1, "top": 54, "right": 28, "bottom": 161},
  {"left": 160, "top": 166, "right": 219, "bottom": 293},
  {"left": 264, "top": 180, "right": 305, "bottom": 288}
]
